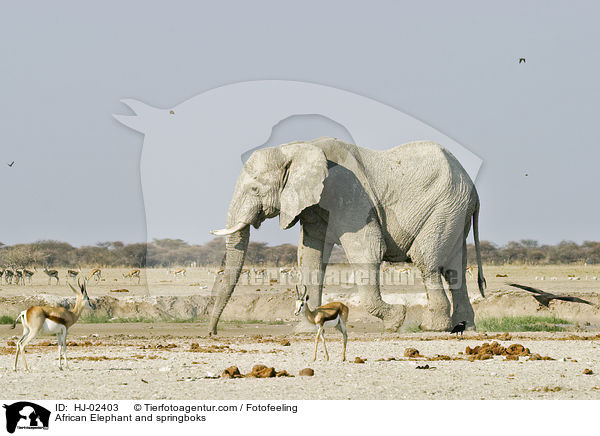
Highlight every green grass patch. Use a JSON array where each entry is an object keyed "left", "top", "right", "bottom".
[
  {"left": 403, "top": 323, "right": 423, "bottom": 333},
  {"left": 80, "top": 314, "right": 162, "bottom": 324},
  {"left": 222, "top": 319, "right": 286, "bottom": 325},
  {"left": 0, "top": 315, "right": 15, "bottom": 325},
  {"left": 476, "top": 316, "right": 571, "bottom": 332}
]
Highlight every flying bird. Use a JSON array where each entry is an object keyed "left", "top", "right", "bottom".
[
  {"left": 519, "top": 58, "right": 526, "bottom": 64},
  {"left": 507, "top": 283, "right": 593, "bottom": 307},
  {"left": 7, "top": 161, "right": 14, "bottom": 167},
  {"left": 451, "top": 321, "right": 467, "bottom": 336}
]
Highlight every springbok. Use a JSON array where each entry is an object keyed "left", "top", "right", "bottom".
[
  {"left": 87, "top": 268, "right": 102, "bottom": 282},
  {"left": 171, "top": 268, "right": 186, "bottom": 279},
  {"left": 43, "top": 268, "right": 59, "bottom": 285},
  {"left": 123, "top": 269, "right": 141, "bottom": 284},
  {"left": 66, "top": 268, "right": 81, "bottom": 283},
  {"left": 466, "top": 266, "right": 474, "bottom": 278},
  {"left": 14, "top": 269, "right": 24, "bottom": 286},
  {"left": 12, "top": 280, "right": 96, "bottom": 371},
  {"left": 294, "top": 285, "right": 349, "bottom": 362},
  {"left": 4, "top": 268, "right": 14, "bottom": 284},
  {"left": 22, "top": 268, "right": 34, "bottom": 284}
]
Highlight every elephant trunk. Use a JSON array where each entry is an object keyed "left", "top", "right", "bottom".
[{"left": 208, "top": 225, "right": 250, "bottom": 335}]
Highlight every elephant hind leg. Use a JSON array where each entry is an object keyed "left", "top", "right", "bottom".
[{"left": 445, "top": 242, "right": 475, "bottom": 328}]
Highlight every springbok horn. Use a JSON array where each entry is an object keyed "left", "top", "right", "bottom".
[
  {"left": 210, "top": 222, "right": 248, "bottom": 236},
  {"left": 68, "top": 283, "right": 79, "bottom": 295}
]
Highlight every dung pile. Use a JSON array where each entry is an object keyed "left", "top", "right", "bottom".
[
  {"left": 404, "top": 348, "right": 422, "bottom": 358},
  {"left": 190, "top": 343, "right": 232, "bottom": 353},
  {"left": 221, "top": 364, "right": 293, "bottom": 379},
  {"left": 465, "top": 342, "right": 554, "bottom": 361}
]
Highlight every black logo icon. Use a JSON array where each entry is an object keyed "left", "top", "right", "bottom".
[{"left": 3, "top": 402, "right": 50, "bottom": 433}]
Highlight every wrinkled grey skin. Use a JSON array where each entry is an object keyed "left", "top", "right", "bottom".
[{"left": 209, "top": 137, "right": 485, "bottom": 334}]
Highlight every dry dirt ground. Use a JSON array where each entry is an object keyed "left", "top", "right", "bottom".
[
  {"left": 2, "top": 325, "right": 600, "bottom": 400},
  {"left": 1, "top": 265, "right": 600, "bottom": 400}
]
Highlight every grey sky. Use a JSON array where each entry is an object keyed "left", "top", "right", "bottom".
[{"left": 1, "top": 1, "right": 599, "bottom": 247}]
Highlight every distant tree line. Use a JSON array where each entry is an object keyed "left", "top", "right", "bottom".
[
  {"left": 466, "top": 239, "right": 600, "bottom": 265},
  {"left": 0, "top": 238, "right": 599, "bottom": 268}
]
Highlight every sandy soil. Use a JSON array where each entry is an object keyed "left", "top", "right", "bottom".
[
  {"left": 2, "top": 323, "right": 600, "bottom": 400},
  {"left": 2, "top": 265, "right": 600, "bottom": 400}
]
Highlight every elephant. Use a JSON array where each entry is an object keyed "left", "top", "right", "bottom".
[{"left": 208, "top": 137, "right": 485, "bottom": 334}]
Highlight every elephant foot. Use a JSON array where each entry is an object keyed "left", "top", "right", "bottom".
[
  {"left": 382, "top": 304, "right": 407, "bottom": 332},
  {"left": 421, "top": 309, "right": 452, "bottom": 331},
  {"left": 450, "top": 308, "right": 475, "bottom": 331}
]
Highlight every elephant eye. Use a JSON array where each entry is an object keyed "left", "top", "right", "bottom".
[{"left": 249, "top": 186, "right": 259, "bottom": 194}]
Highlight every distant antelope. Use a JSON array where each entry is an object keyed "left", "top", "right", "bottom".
[
  {"left": 66, "top": 268, "right": 81, "bottom": 283},
  {"left": 22, "top": 268, "right": 34, "bottom": 284},
  {"left": 43, "top": 268, "right": 59, "bottom": 285},
  {"left": 294, "top": 285, "right": 349, "bottom": 362},
  {"left": 170, "top": 268, "right": 186, "bottom": 278},
  {"left": 87, "top": 268, "right": 102, "bottom": 282},
  {"left": 466, "top": 266, "right": 474, "bottom": 278},
  {"left": 123, "top": 269, "right": 141, "bottom": 284},
  {"left": 253, "top": 268, "right": 267, "bottom": 279},
  {"left": 14, "top": 269, "right": 25, "bottom": 286},
  {"left": 12, "top": 280, "right": 96, "bottom": 371},
  {"left": 4, "top": 268, "right": 14, "bottom": 284}
]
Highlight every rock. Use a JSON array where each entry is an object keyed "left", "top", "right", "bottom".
[
  {"left": 6, "top": 341, "right": 15, "bottom": 347},
  {"left": 299, "top": 368, "right": 314, "bottom": 376},
  {"left": 584, "top": 369, "right": 594, "bottom": 375},
  {"left": 404, "top": 348, "right": 421, "bottom": 358},
  {"left": 221, "top": 366, "right": 243, "bottom": 379},
  {"left": 354, "top": 357, "right": 366, "bottom": 364}
]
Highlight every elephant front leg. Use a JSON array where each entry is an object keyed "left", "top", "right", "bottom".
[{"left": 295, "top": 224, "right": 331, "bottom": 332}]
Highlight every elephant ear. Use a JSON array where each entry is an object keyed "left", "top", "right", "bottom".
[{"left": 279, "top": 144, "right": 328, "bottom": 230}]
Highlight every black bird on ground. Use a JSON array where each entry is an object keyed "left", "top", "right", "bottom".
[
  {"left": 451, "top": 321, "right": 467, "bottom": 336},
  {"left": 7, "top": 161, "right": 14, "bottom": 167},
  {"left": 507, "top": 283, "right": 593, "bottom": 307}
]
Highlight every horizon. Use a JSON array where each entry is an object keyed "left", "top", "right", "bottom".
[{"left": 2, "top": 236, "right": 598, "bottom": 249}]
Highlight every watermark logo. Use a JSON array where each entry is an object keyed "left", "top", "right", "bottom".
[
  {"left": 3, "top": 402, "right": 50, "bottom": 433},
  {"left": 113, "top": 80, "right": 482, "bottom": 246}
]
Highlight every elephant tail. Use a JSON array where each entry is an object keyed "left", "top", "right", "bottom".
[{"left": 472, "top": 200, "right": 486, "bottom": 297}]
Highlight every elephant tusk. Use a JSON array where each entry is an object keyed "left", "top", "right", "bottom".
[{"left": 210, "top": 222, "right": 248, "bottom": 236}]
